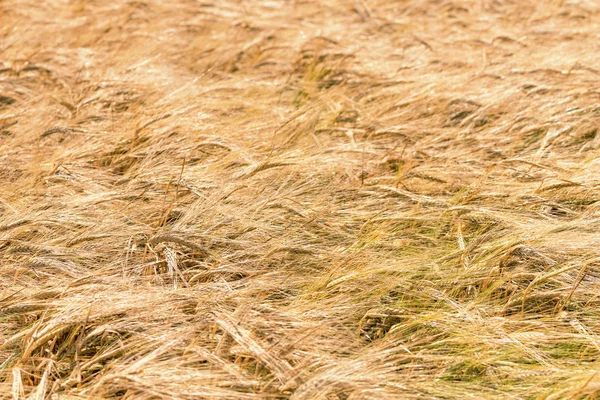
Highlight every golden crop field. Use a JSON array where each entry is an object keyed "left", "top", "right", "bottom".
[{"left": 1, "top": 0, "right": 600, "bottom": 398}]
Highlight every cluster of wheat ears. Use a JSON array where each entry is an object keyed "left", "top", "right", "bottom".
[{"left": 1, "top": 0, "right": 600, "bottom": 399}]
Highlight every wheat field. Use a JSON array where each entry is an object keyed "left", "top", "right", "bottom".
[{"left": 1, "top": 0, "right": 600, "bottom": 398}]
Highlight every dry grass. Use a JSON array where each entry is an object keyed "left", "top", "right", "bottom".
[{"left": 1, "top": 0, "right": 600, "bottom": 398}]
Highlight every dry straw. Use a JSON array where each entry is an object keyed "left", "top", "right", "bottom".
[{"left": 2, "top": 0, "right": 600, "bottom": 398}]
